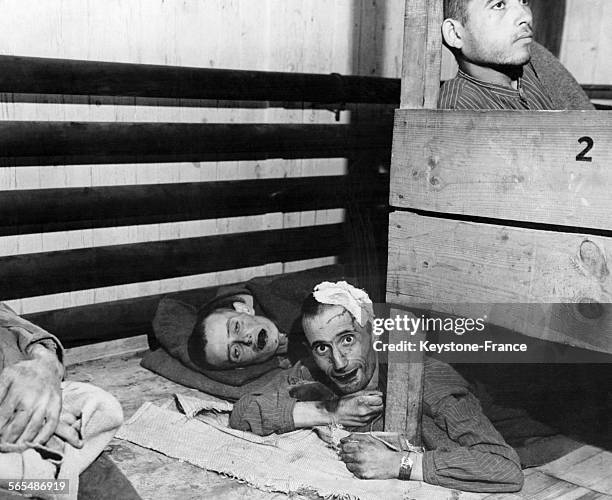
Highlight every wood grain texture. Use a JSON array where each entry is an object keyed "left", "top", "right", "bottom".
[
  {"left": 0, "top": 176, "right": 386, "bottom": 236},
  {"left": 64, "top": 335, "right": 148, "bottom": 365},
  {"left": 399, "top": 0, "right": 442, "bottom": 108},
  {"left": 1, "top": 223, "right": 345, "bottom": 300},
  {"left": 383, "top": 310, "right": 424, "bottom": 443},
  {"left": 387, "top": 211, "right": 612, "bottom": 354},
  {"left": 0, "top": 122, "right": 392, "bottom": 167},
  {"left": 390, "top": 110, "right": 612, "bottom": 231}
]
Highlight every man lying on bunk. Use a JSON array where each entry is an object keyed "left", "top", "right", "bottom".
[
  {"left": 142, "top": 266, "right": 343, "bottom": 400},
  {"left": 0, "top": 303, "right": 124, "bottom": 499},
  {"left": 439, "top": 0, "right": 593, "bottom": 110},
  {"left": 229, "top": 282, "right": 524, "bottom": 493}
]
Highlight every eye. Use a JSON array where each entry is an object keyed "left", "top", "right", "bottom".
[
  {"left": 232, "top": 320, "right": 240, "bottom": 334},
  {"left": 231, "top": 344, "right": 242, "bottom": 361},
  {"left": 314, "top": 344, "right": 329, "bottom": 356},
  {"left": 341, "top": 334, "right": 355, "bottom": 346},
  {"left": 519, "top": 0, "right": 529, "bottom": 4},
  {"left": 492, "top": 1, "right": 505, "bottom": 9}
]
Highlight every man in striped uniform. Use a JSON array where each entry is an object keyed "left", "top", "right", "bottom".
[
  {"left": 438, "top": 0, "right": 593, "bottom": 110},
  {"left": 230, "top": 283, "right": 524, "bottom": 493}
]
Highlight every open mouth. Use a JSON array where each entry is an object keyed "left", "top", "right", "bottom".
[
  {"left": 332, "top": 367, "right": 359, "bottom": 384},
  {"left": 256, "top": 329, "right": 267, "bottom": 350}
]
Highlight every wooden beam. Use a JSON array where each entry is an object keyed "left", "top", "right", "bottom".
[
  {"left": 387, "top": 211, "right": 612, "bottom": 355},
  {"left": 0, "top": 54, "right": 401, "bottom": 105},
  {"left": 385, "top": 0, "right": 443, "bottom": 440},
  {"left": 582, "top": 85, "right": 612, "bottom": 101},
  {"left": 390, "top": 110, "right": 612, "bottom": 231},
  {"left": 0, "top": 176, "right": 387, "bottom": 236},
  {"left": 399, "top": 0, "right": 443, "bottom": 108},
  {"left": 0, "top": 122, "right": 393, "bottom": 167},
  {"left": 64, "top": 335, "right": 149, "bottom": 365},
  {"left": 0, "top": 223, "right": 345, "bottom": 300}
]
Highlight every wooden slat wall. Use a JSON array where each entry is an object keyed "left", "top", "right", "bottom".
[{"left": 0, "top": 0, "right": 406, "bottom": 322}]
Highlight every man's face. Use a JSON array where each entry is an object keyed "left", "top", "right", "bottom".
[
  {"left": 303, "top": 305, "right": 376, "bottom": 395},
  {"left": 203, "top": 303, "right": 281, "bottom": 368},
  {"left": 461, "top": 0, "right": 533, "bottom": 66}
]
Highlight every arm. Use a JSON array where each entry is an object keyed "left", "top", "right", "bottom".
[
  {"left": 420, "top": 391, "right": 523, "bottom": 493},
  {"left": 229, "top": 363, "right": 383, "bottom": 435},
  {"left": 338, "top": 392, "right": 522, "bottom": 493}
]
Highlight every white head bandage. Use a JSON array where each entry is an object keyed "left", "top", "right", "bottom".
[{"left": 312, "top": 281, "right": 374, "bottom": 327}]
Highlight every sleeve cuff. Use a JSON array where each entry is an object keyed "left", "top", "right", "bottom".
[
  {"left": 278, "top": 398, "right": 298, "bottom": 434},
  {"left": 27, "top": 336, "right": 65, "bottom": 365},
  {"left": 422, "top": 450, "right": 441, "bottom": 486}
]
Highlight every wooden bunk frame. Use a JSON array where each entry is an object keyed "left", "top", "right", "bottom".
[{"left": 384, "top": 0, "right": 612, "bottom": 445}]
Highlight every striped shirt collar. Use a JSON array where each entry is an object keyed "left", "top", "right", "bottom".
[{"left": 457, "top": 68, "right": 524, "bottom": 98}]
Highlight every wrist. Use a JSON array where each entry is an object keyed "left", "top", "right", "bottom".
[
  {"left": 398, "top": 452, "right": 413, "bottom": 481},
  {"left": 292, "top": 401, "right": 334, "bottom": 427},
  {"left": 28, "top": 344, "right": 64, "bottom": 381}
]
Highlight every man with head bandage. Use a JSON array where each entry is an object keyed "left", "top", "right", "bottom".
[{"left": 230, "top": 281, "right": 524, "bottom": 493}]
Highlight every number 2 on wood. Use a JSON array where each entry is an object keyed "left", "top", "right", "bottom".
[{"left": 576, "top": 136, "right": 594, "bottom": 162}]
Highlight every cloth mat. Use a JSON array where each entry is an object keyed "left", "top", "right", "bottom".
[{"left": 116, "top": 394, "right": 461, "bottom": 500}]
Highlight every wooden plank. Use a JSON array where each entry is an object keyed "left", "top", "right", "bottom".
[
  {"left": 387, "top": 211, "right": 612, "bottom": 354},
  {"left": 582, "top": 85, "right": 612, "bottom": 100},
  {"left": 0, "top": 223, "right": 345, "bottom": 300},
  {"left": 383, "top": 309, "right": 425, "bottom": 444},
  {"left": 542, "top": 451, "right": 612, "bottom": 493},
  {"left": 390, "top": 110, "right": 612, "bottom": 231},
  {"left": 399, "top": 0, "right": 442, "bottom": 108},
  {"left": 0, "top": 122, "right": 392, "bottom": 167},
  {"left": 64, "top": 335, "right": 148, "bottom": 365},
  {"left": 537, "top": 445, "right": 604, "bottom": 478},
  {"left": 0, "top": 176, "right": 386, "bottom": 236},
  {"left": 385, "top": 0, "right": 442, "bottom": 442},
  {"left": 0, "top": 54, "right": 400, "bottom": 105}
]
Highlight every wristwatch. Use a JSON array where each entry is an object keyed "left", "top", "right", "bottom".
[{"left": 398, "top": 452, "right": 413, "bottom": 480}]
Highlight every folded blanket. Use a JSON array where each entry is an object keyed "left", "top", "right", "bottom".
[
  {"left": 117, "top": 395, "right": 455, "bottom": 500},
  {"left": 0, "top": 381, "right": 124, "bottom": 500}
]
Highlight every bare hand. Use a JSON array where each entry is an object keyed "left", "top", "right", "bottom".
[
  {"left": 329, "top": 391, "right": 384, "bottom": 428},
  {"left": 339, "top": 433, "right": 402, "bottom": 479},
  {"left": 0, "top": 358, "right": 62, "bottom": 446},
  {"left": 55, "top": 408, "right": 84, "bottom": 448}
]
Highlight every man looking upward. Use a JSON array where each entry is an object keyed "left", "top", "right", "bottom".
[
  {"left": 439, "top": 0, "right": 593, "bottom": 110},
  {"left": 230, "top": 282, "right": 523, "bottom": 493}
]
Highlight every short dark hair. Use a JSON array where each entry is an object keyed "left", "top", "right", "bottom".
[
  {"left": 301, "top": 293, "right": 328, "bottom": 324},
  {"left": 444, "top": 0, "right": 469, "bottom": 24},
  {"left": 188, "top": 294, "right": 247, "bottom": 369}
]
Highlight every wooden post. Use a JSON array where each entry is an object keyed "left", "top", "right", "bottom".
[{"left": 384, "top": 0, "right": 443, "bottom": 443}]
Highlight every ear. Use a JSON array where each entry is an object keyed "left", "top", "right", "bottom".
[
  {"left": 232, "top": 301, "right": 255, "bottom": 315},
  {"left": 442, "top": 18, "right": 464, "bottom": 50}
]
